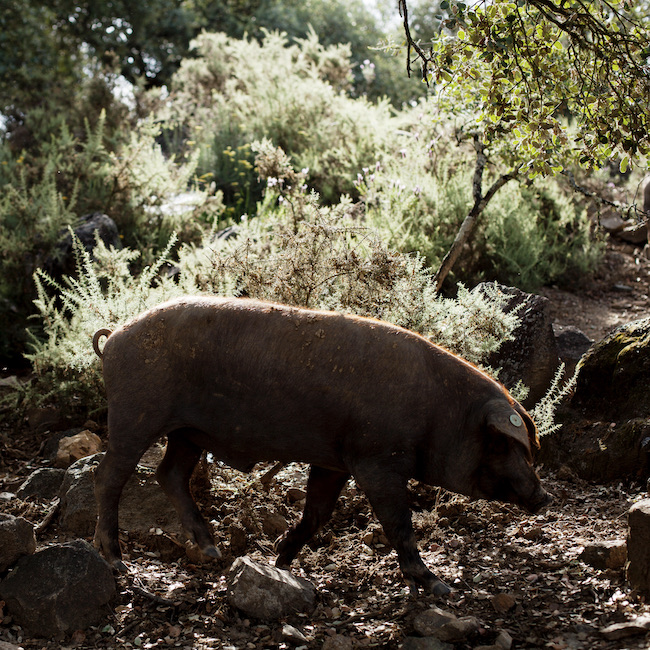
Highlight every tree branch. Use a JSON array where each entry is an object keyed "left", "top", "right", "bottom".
[{"left": 433, "top": 136, "right": 519, "bottom": 292}]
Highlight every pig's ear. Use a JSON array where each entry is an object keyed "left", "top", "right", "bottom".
[{"left": 484, "top": 400, "right": 532, "bottom": 450}]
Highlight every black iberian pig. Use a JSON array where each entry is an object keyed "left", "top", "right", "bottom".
[{"left": 92, "top": 296, "right": 551, "bottom": 596}]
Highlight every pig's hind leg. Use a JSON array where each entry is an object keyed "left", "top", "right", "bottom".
[
  {"left": 354, "top": 468, "right": 452, "bottom": 597},
  {"left": 275, "top": 465, "right": 349, "bottom": 567},
  {"left": 155, "top": 429, "right": 221, "bottom": 559},
  {"left": 94, "top": 435, "right": 153, "bottom": 570}
]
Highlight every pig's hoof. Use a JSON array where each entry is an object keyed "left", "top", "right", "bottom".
[
  {"left": 112, "top": 559, "right": 128, "bottom": 573},
  {"left": 201, "top": 544, "right": 222, "bottom": 559},
  {"left": 430, "top": 579, "right": 452, "bottom": 597}
]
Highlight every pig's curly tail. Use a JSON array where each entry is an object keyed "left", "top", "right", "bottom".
[{"left": 93, "top": 329, "right": 113, "bottom": 359}]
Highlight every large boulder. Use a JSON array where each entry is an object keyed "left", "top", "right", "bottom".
[
  {"left": 573, "top": 316, "right": 650, "bottom": 419},
  {"left": 0, "top": 540, "right": 115, "bottom": 637},
  {"left": 59, "top": 452, "right": 185, "bottom": 559},
  {"left": 477, "top": 282, "right": 561, "bottom": 407},
  {"left": 539, "top": 317, "right": 650, "bottom": 481}
]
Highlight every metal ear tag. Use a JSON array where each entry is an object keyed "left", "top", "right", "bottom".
[{"left": 510, "top": 413, "right": 523, "bottom": 427}]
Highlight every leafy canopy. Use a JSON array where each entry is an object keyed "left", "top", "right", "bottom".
[{"left": 399, "top": 0, "right": 650, "bottom": 175}]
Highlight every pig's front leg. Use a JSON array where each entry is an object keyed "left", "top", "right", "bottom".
[{"left": 354, "top": 466, "right": 451, "bottom": 597}]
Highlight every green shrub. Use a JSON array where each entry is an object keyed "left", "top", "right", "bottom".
[
  {"left": 163, "top": 30, "right": 395, "bottom": 207},
  {"left": 0, "top": 111, "right": 223, "bottom": 360},
  {"left": 360, "top": 103, "right": 603, "bottom": 289}
]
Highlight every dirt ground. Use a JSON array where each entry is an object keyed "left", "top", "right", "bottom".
[
  {"left": 0, "top": 239, "right": 649, "bottom": 650},
  {"left": 539, "top": 239, "right": 650, "bottom": 341}
]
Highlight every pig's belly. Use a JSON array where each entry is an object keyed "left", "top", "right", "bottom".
[{"left": 177, "top": 400, "right": 351, "bottom": 473}]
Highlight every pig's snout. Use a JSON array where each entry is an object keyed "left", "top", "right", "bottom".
[{"left": 524, "top": 487, "right": 553, "bottom": 514}]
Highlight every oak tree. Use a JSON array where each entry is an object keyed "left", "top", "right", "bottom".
[{"left": 398, "top": 0, "right": 650, "bottom": 288}]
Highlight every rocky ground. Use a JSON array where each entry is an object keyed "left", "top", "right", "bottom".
[{"left": 0, "top": 239, "right": 649, "bottom": 650}]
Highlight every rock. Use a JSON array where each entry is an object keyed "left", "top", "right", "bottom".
[
  {"left": 580, "top": 540, "right": 627, "bottom": 570},
  {"left": 16, "top": 467, "right": 66, "bottom": 500},
  {"left": 540, "top": 317, "right": 650, "bottom": 481},
  {"left": 556, "top": 465, "right": 577, "bottom": 481},
  {"left": 282, "top": 623, "right": 308, "bottom": 645},
  {"left": 259, "top": 508, "right": 288, "bottom": 538},
  {"left": 0, "top": 514, "right": 36, "bottom": 573},
  {"left": 286, "top": 488, "right": 306, "bottom": 502},
  {"left": 627, "top": 499, "right": 650, "bottom": 593},
  {"left": 59, "top": 453, "right": 184, "bottom": 554},
  {"left": 495, "top": 630, "right": 514, "bottom": 649},
  {"left": 54, "top": 430, "right": 103, "bottom": 468},
  {"left": 229, "top": 524, "right": 248, "bottom": 555},
  {"left": 0, "top": 540, "right": 115, "bottom": 637},
  {"left": 42, "top": 428, "right": 84, "bottom": 461},
  {"left": 46, "top": 212, "right": 122, "bottom": 278},
  {"left": 26, "top": 407, "right": 63, "bottom": 434},
  {"left": 226, "top": 556, "right": 316, "bottom": 619},
  {"left": 477, "top": 282, "right": 560, "bottom": 407},
  {"left": 412, "top": 606, "right": 480, "bottom": 642},
  {"left": 553, "top": 325, "right": 593, "bottom": 378},
  {"left": 491, "top": 592, "right": 516, "bottom": 614},
  {"left": 58, "top": 454, "right": 104, "bottom": 535},
  {"left": 600, "top": 615, "right": 650, "bottom": 640},
  {"left": 400, "top": 637, "right": 453, "bottom": 650},
  {"left": 600, "top": 213, "right": 627, "bottom": 233},
  {"left": 574, "top": 317, "right": 650, "bottom": 420}
]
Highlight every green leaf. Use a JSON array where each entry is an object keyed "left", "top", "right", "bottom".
[{"left": 619, "top": 155, "right": 629, "bottom": 173}]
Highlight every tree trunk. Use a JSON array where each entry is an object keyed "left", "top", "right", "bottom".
[{"left": 433, "top": 135, "right": 519, "bottom": 292}]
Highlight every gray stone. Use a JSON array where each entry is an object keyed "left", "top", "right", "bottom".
[
  {"left": 495, "top": 630, "right": 514, "bottom": 650},
  {"left": 58, "top": 454, "right": 104, "bottom": 535},
  {"left": 412, "top": 606, "right": 480, "bottom": 642},
  {"left": 47, "top": 212, "right": 122, "bottom": 278},
  {"left": 0, "top": 514, "right": 36, "bottom": 573},
  {"left": 412, "top": 607, "right": 456, "bottom": 636},
  {"left": 17, "top": 467, "right": 66, "bottom": 500},
  {"left": 0, "top": 540, "right": 115, "bottom": 636},
  {"left": 580, "top": 540, "right": 627, "bottom": 570},
  {"left": 282, "top": 623, "right": 309, "bottom": 645},
  {"left": 59, "top": 453, "right": 183, "bottom": 543},
  {"left": 553, "top": 325, "right": 593, "bottom": 378},
  {"left": 627, "top": 499, "right": 650, "bottom": 593},
  {"left": 477, "top": 282, "right": 560, "bottom": 407},
  {"left": 226, "top": 556, "right": 316, "bottom": 620}
]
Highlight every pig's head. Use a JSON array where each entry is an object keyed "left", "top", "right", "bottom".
[{"left": 470, "top": 399, "right": 552, "bottom": 513}]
